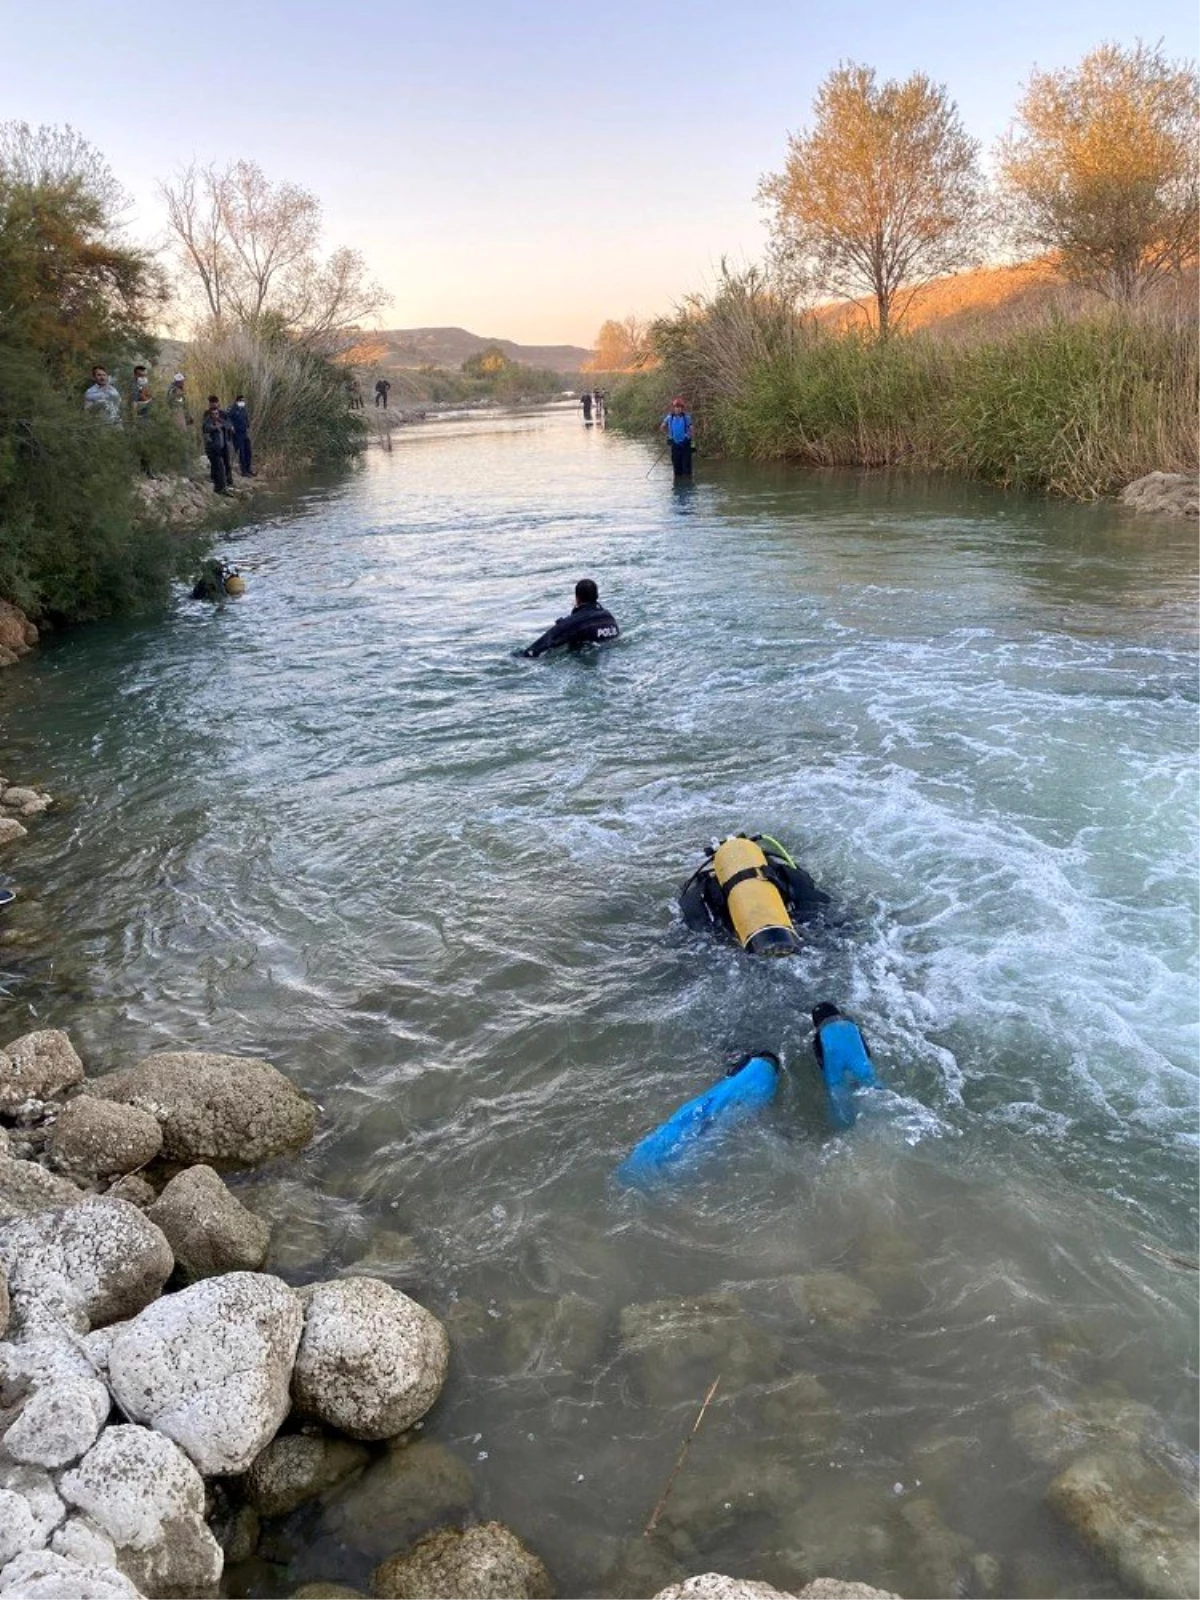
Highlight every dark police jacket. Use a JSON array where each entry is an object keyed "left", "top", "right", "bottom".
[{"left": 521, "top": 601, "right": 620, "bottom": 658}]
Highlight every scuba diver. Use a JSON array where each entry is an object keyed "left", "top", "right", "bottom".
[
  {"left": 516, "top": 578, "right": 620, "bottom": 659},
  {"left": 190, "top": 559, "right": 245, "bottom": 601},
  {"left": 678, "top": 833, "right": 830, "bottom": 956},
  {"left": 811, "top": 1002, "right": 878, "bottom": 1128}
]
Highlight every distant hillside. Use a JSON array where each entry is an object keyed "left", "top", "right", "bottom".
[{"left": 342, "top": 327, "right": 594, "bottom": 375}]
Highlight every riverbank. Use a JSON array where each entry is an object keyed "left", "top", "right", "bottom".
[{"left": 610, "top": 287, "right": 1198, "bottom": 504}]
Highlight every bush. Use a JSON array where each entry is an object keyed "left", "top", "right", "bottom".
[{"left": 0, "top": 344, "right": 199, "bottom": 623}]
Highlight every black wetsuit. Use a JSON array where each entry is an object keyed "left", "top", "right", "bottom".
[
  {"left": 521, "top": 601, "right": 620, "bottom": 658},
  {"left": 679, "top": 844, "right": 830, "bottom": 940}
]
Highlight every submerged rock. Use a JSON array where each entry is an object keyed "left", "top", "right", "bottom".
[
  {"left": 59, "top": 1423, "right": 222, "bottom": 1596},
  {"left": 651, "top": 1575, "right": 796, "bottom": 1600},
  {"left": 0, "top": 1032, "right": 84, "bottom": 1113},
  {"left": 0, "top": 1196, "right": 173, "bottom": 1334},
  {"left": 752, "top": 1372, "right": 840, "bottom": 1449},
  {"left": 90, "top": 1050, "right": 316, "bottom": 1167},
  {"left": 246, "top": 1432, "right": 369, "bottom": 1518},
  {"left": 782, "top": 1272, "right": 881, "bottom": 1332},
  {"left": 107, "top": 1271, "right": 303, "bottom": 1476},
  {"left": 322, "top": 1438, "right": 474, "bottom": 1559},
  {"left": 618, "top": 1292, "right": 781, "bottom": 1405},
  {"left": 0, "top": 821, "right": 27, "bottom": 849},
  {"left": 370, "top": 1521, "right": 553, "bottom": 1600},
  {"left": 497, "top": 1293, "right": 607, "bottom": 1376},
  {"left": 1047, "top": 1448, "right": 1200, "bottom": 1600},
  {"left": 293, "top": 1277, "right": 448, "bottom": 1441},
  {"left": 1010, "top": 1390, "right": 1156, "bottom": 1467},
  {"left": 47, "top": 1096, "right": 162, "bottom": 1184},
  {"left": 146, "top": 1164, "right": 270, "bottom": 1281}
]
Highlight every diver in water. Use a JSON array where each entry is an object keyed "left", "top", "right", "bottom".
[
  {"left": 678, "top": 834, "right": 829, "bottom": 956},
  {"left": 190, "top": 559, "right": 243, "bottom": 601},
  {"left": 516, "top": 578, "right": 620, "bottom": 658},
  {"left": 811, "top": 1002, "right": 878, "bottom": 1128}
]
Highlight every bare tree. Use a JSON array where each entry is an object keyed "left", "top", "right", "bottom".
[
  {"left": 159, "top": 160, "right": 389, "bottom": 343},
  {"left": 998, "top": 41, "right": 1199, "bottom": 304},
  {"left": 758, "top": 64, "right": 988, "bottom": 338}
]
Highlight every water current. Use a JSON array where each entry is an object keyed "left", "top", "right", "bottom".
[{"left": 1, "top": 406, "right": 1197, "bottom": 1597}]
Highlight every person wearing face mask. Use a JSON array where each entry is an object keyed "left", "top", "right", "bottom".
[{"left": 227, "top": 394, "right": 255, "bottom": 477}]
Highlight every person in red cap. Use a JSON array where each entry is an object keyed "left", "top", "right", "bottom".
[{"left": 660, "top": 396, "right": 694, "bottom": 476}]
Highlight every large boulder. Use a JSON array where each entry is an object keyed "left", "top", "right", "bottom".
[
  {"left": 46, "top": 1098, "right": 162, "bottom": 1184},
  {"left": 107, "top": 1271, "right": 303, "bottom": 1475},
  {"left": 245, "top": 1432, "right": 368, "bottom": 1519},
  {"left": 650, "top": 1582, "right": 900, "bottom": 1600},
  {"left": 2, "top": 1377, "right": 110, "bottom": 1468},
  {"left": 0, "top": 1489, "right": 40, "bottom": 1564},
  {"left": 0, "top": 1549, "right": 141, "bottom": 1599},
  {"left": 293, "top": 1277, "right": 448, "bottom": 1441},
  {"left": 90, "top": 1051, "right": 316, "bottom": 1167},
  {"left": 59, "top": 1423, "right": 222, "bottom": 1597},
  {"left": 1119, "top": 471, "right": 1199, "bottom": 518},
  {"left": 0, "top": 1158, "right": 84, "bottom": 1225},
  {"left": 0, "top": 821, "right": 26, "bottom": 848},
  {"left": 0, "top": 1197, "right": 172, "bottom": 1334},
  {"left": 370, "top": 1523, "right": 552, "bottom": 1600},
  {"left": 0, "top": 602, "right": 36, "bottom": 656},
  {"left": 146, "top": 1165, "right": 270, "bottom": 1281},
  {"left": 1047, "top": 1449, "right": 1199, "bottom": 1600},
  {"left": 0, "top": 1032, "right": 83, "bottom": 1113}
]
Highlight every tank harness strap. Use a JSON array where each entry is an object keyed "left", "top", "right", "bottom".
[{"left": 721, "top": 865, "right": 768, "bottom": 895}]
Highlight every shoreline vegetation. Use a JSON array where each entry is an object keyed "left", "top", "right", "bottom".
[
  {"left": 604, "top": 41, "right": 1197, "bottom": 505},
  {"left": 607, "top": 269, "right": 1199, "bottom": 504}
]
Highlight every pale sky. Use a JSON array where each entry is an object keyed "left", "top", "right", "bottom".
[{"left": 2, "top": 1, "right": 1195, "bottom": 346}]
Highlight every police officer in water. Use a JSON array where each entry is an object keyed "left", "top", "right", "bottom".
[{"left": 516, "top": 578, "right": 620, "bottom": 658}]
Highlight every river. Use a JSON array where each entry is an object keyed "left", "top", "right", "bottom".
[{"left": 1, "top": 405, "right": 1196, "bottom": 1597}]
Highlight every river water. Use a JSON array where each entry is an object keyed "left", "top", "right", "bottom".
[{"left": 1, "top": 406, "right": 1197, "bottom": 1597}]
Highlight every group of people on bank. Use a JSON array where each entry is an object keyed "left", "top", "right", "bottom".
[
  {"left": 515, "top": 574, "right": 879, "bottom": 1167},
  {"left": 83, "top": 364, "right": 256, "bottom": 494}
]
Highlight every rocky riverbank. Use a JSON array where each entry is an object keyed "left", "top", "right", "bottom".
[
  {"left": 1118, "top": 471, "right": 1199, "bottom": 518},
  {"left": 133, "top": 464, "right": 269, "bottom": 531}
]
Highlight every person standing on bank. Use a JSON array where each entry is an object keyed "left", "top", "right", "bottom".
[
  {"left": 516, "top": 578, "right": 620, "bottom": 658},
  {"left": 201, "top": 396, "right": 231, "bottom": 494},
  {"left": 228, "top": 394, "right": 255, "bottom": 476},
  {"left": 660, "top": 396, "right": 693, "bottom": 476}
]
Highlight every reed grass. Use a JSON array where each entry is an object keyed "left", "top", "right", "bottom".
[
  {"left": 610, "top": 274, "right": 1198, "bottom": 501},
  {"left": 179, "top": 326, "right": 366, "bottom": 471}
]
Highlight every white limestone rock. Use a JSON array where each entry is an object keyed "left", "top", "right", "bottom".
[
  {"left": 0, "top": 1332, "right": 98, "bottom": 1407},
  {"left": 0, "top": 1548, "right": 142, "bottom": 1599},
  {"left": 107, "top": 1272, "right": 303, "bottom": 1475},
  {"left": 0, "top": 1489, "right": 40, "bottom": 1565},
  {"left": 46, "top": 1098, "right": 162, "bottom": 1184},
  {"left": 59, "top": 1423, "right": 221, "bottom": 1595},
  {"left": 0, "top": 1198, "right": 172, "bottom": 1335},
  {"left": 0, "top": 1033, "right": 83, "bottom": 1113},
  {"left": 3, "top": 1377, "right": 110, "bottom": 1468},
  {"left": 0, "top": 1463, "right": 65, "bottom": 1545},
  {"left": 145, "top": 1165, "right": 270, "bottom": 1281},
  {"left": 370, "top": 1522, "right": 553, "bottom": 1600},
  {"left": 90, "top": 1051, "right": 316, "bottom": 1167},
  {"left": 292, "top": 1277, "right": 448, "bottom": 1441},
  {"left": 49, "top": 1515, "right": 117, "bottom": 1570}
]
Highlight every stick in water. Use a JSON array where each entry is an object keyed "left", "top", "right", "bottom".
[{"left": 643, "top": 1374, "right": 722, "bottom": 1536}]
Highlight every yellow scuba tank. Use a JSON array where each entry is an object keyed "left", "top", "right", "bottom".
[
  {"left": 223, "top": 574, "right": 246, "bottom": 596},
  {"left": 711, "top": 836, "right": 802, "bottom": 957}
]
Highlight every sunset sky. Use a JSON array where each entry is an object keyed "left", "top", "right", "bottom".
[{"left": 3, "top": 0, "right": 1195, "bottom": 346}]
